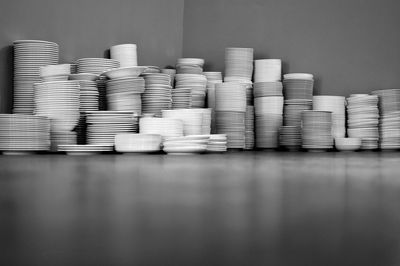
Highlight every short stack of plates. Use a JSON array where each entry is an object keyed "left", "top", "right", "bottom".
[
  {"left": 163, "top": 135, "right": 209, "bottom": 155},
  {"left": 371, "top": 89, "right": 400, "bottom": 150},
  {"left": 77, "top": 58, "right": 120, "bottom": 75},
  {"left": 254, "top": 96, "right": 284, "bottom": 148},
  {"left": 254, "top": 59, "right": 282, "bottom": 83},
  {"left": 40, "top": 64, "right": 71, "bottom": 82},
  {"left": 283, "top": 73, "right": 314, "bottom": 101},
  {"left": 175, "top": 74, "right": 207, "bottom": 108},
  {"left": 78, "top": 81, "right": 99, "bottom": 112},
  {"left": 139, "top": 117, "right": 184, "bottom": 140},
  {"left": 34, "top": 81, "right": 81, "bottom": 133},
  {"left": 245, "top": 106, "right": 255, "bottom": 150},
  {"left": 58, "top": 144, "right": 114, "bottom": 155},
  {"left": 176, "top": 58, "right": 204, "bottom": 74},
  {"left": 106, "top": 77, "right": 145, "bottom": 114},
  {"left": 301, "top": 111, "right": 334, "bottom": 151},
  {"left": 253, "top": 82, "right": 283, "bottom": 97},
  {"left": 313, "top": 96, "right": 346, "bottom": 138},
  {"left": 346, "top": 94, "right": 379, "bottom": 149},
  {"left": 86, "top": 111, "right": 138, "bottom": 145},
  {"left": 206, "top": 134, "right": 228, "bottom": 153},
  {"left": 13, "top": 40, "right": 59, "bottom": 114},
  {"left": 0, "top": 114, "right": 50, "bottom": 153},
  {"left": 110, "top": 44, "right": 138, "bottom": 67},
  {"left": 215, "top": 82, "right": 247, "bottom": 148},
  {"left": 115, "top": 133, "right": 162, "bottom": 153},
  {"left": 172, "top": 88, "right": 192, "bottom": 109},
  {"left": 161, "top": 68, "right": 176, "bottom": 86},
  {"left": 224, "top": 47, "right": 253, "bottom": 83},
  {"left": 142, "top": 73, "right": 172, "bottom": 116},
  {"left": 279, "top": 126, "right": 302, "bottom": 150}
]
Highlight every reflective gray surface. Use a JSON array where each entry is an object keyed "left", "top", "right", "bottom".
[{"left": 1, "top": 152, "right": 400, "bottom": 265}]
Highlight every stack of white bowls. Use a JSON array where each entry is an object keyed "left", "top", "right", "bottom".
[
  {"left": 110, "top": 44, "right": 138, "bottom": 67},
  {"left": 215, "top": 82, "right": 247, "bottom": 148},
  {"left": 224, "top": 47, "right": 253, "bottom": 83},
  {"left": 313, "top": 96, "right": 346, "bottom": 138},
  {"left": 301, "top": 111, "right": 334, "bottom": 150},
  {"left": 254, "top": 59, "right": 282, "bottom": 83},
  {"left": 40, "top": 64, "right": 71, "bottom": 82},
  {"left": 371, "top": 89, "right": 400, "bottom": 149},
  {"left": 139, "top": 117, "right": 184, "bottom": 140},
  {"left": 176, "top": 58, "right": 204, "bottom": 74},
  {"left": 141, "top": 73, "right": 172, "bottom": 116},
  {"left": 346, "top": 94, "right": 379, "bottom": 150},
  {"left": 175, "top": 74, "right": 207, "bottom": 108},
  {"left": 13, "top": 40, "right": 59, "bottom": 114}
]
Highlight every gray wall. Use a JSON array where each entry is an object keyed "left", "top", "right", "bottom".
[
  {"left": 0, "top": 0, "right": 184, "bottom": 112},
  {"left": 183, "top": 0, "right": 400, "bottom": 96}
]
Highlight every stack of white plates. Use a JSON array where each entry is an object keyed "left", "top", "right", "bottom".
[
  {"left": 253, "top": 82, "right": 283, "bottom": 97},
  {"left": 206, "top": 134, "right": 228, "bottom": 153},
  {"left": 161, "top": 68, "right": 176, "bottom": 86},
  {"left": 86, "top": 111, "right": 138, "bottom": 145},
  {"left": 40, "top": 64, "right": 71, "bottom": 82},
  {"left": 254, "top": 59, "right": 282, "bottom": 82},
  {"left": 283, "top": 73, "right": 314, "bottom": 101},
  {"left": 34, "top": 81, "right": 80, "bottom": 132},
  {"left": 163, "top": 135, "right": 209, "bottom": 155},
  {"left": 172, "top": 88, "right": 192, "bottom": 109},
  {"left": 13, "top": 40, "right": 59, "bottom": 114},
  {"left": 110, "top": 44, "right": 138, "bottom": 67},
  {"left": 176, "top": 58, "right": 204, "bottom": 74},
  {"left": 313, "top": 96, "right": 346, "bottom": 138},
  {"left": 371, "top": 89, "right": 400, "bottom": 150},
  {"left": 141, "top": 73, "right": 172, "bottom": 116},
  {"left": 162, "top": 108, "right": 211, "bottom": 135},
  {"left": 254, "top": 96, "right": 284, "bottom": 148},
  {"left": 0, "top": 114, "right": 50, "bottom": 153},
  {"left": 175, "top": 74, "right": 207, "bottom": 108},
  {"left": 215, "top": 82, "right": 247, "bottom": 148},
  {"left": 50, "top": 131, "right": 77, "bottom": 152},
  {"left": 301, "top": 111, "right": 334, "bottom": 150},
  {"left": 78, "top": 81, "right": 99, "bottom": 112},
  {"left": 279, "top": 126, "right": 302, "bottom": 150},
  {"left": 106, "top": 77, "right": 145, "bottom": 114},
  {"left": 115, "top": 133, "right": 162, "bottom": 153},
  {"left": 58, "top": 144, "right": 114, "bottom": 155},
  {"left": 139, "top": 117, "right": 184, "bottom": 140},
  {"left": 224, "top": 47, "right": 253, "bottom": 83},
  {"left": 245, "top": 106, "right": 255, "bottom": 150},
  {"left": 77, "top": 58, "right": 120, "bottom": 75}
]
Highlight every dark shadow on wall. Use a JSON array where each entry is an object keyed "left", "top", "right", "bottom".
[{"left": 0, "top": 45, "right": 13, "bottom": 113}]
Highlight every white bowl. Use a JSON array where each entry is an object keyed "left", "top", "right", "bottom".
[
  {"left": 101, "top": 66, "right": 147, "bottom": 79},
  {"left": 335, "top": 137, "right": 361, "bottom": 151}
]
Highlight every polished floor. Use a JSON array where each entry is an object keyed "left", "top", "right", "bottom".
[{"left": 1, "top": 151, "right": 400, "bottom": 265}]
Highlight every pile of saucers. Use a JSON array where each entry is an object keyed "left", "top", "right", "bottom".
[
  {"left": 172, "top": 88, "right": 192, "bottom": 109},
  {"left": 0, "top": 114, "right": 50, "bottom": 153},
  {"left": 245, "top": 106, "right": 255, "bottom": 150},
  {"left": 175, "top": 74, "right": 207, "bottom": 108},
  {"left": 139, "top": 117, "right": 184, "bottom": 140},
  {"left": 283, "top": 73, "right": 314, "bottom": 101},
  {"left": 77, "top": 58, "right": 120, "bottom": 75},
  {"left": 176, "top": 58, "right": 204, "bottom": 74},
  {"left": 110, "top": 44, "right": 138, "bottom": 67},
  {"left": 142, "top": 73, "right": 172, "bottom": 116},
  {"left": 13, "top": 40, "right": 59, "bottom": 114},
  {"left": 115, "top": 133, "right": 162, "bottom": 153},
  {"left": 163, "top": 135, "right": 209, "bottom": 155},
  {"left": 371, "top": 89, "right": 400, "bottom": 150},
  {"left": 301, "top": 111, "right": 334, "bottom": 150},
  {"left": 40, "top": 64, "right": 71, "bottom": 82},
  {"left": 86, "top": 111, "right": 138, "bottom": 145},
  {"left": 313, "top": 96, "right": 346, "bottom": 138},
  {"left": 224, "top": 47, "right": 253, "bottom": 83},
  {"left": 254, "top": 59, "right": 281, "bottom": 83},
  {"left": 279, "top": 126, "right": 302, "bottom": 150},
  {"left": 207, "top": 134, "right": 228, "bottom": 153},
  {"left": 106, "top": 77, "right": 145, "bottom": 114}
]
